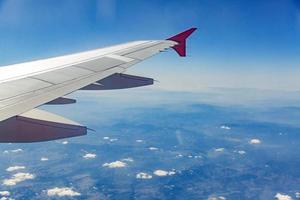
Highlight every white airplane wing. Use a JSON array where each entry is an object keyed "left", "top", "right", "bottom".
[{"left": 0, "top": 28, "right": 196, "bottom": 142}]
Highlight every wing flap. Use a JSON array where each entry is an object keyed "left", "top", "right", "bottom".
[
  {"left": 81, "top": 73, "right": 153, "bottom": 90},
  {"left": 45, "top": 97, "right": 76, "bottom": 105},
  {"left": 0, "top": 109, "right": 86, "bottom": 143}
]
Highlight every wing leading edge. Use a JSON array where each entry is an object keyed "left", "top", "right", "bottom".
[{"left": 0, "top": 28, "right": 196, "bottom": 142}]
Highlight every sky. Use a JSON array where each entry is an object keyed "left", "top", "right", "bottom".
[{"left": 0, "top": 0, "right": 300, "bottom": 91}]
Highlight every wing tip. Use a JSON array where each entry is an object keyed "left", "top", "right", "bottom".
[{"left": 167, "top": 27, "right": 197, "bottom": 57}]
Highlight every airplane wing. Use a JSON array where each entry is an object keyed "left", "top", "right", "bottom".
[{"left": 0, "top": 28, "right": 196, "bottom": 142}]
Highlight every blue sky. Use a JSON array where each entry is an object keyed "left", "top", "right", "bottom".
[{"left": 0, "top": 0, "right": 299, "bottom": 91}]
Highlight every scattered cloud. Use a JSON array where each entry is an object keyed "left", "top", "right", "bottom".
[
  {"left": 83, "top": 153, "right": 96, "bottom": 159},
  {"left": 149, "top": 147, "right": 158, "bottom": 151},
  {"left": 220, "top": 125, "right": 231, "bottom": 130},
  {"left": 0, "top": 191, "right": 13, "bottom": 200},
  {"left": 249, "top": 139, "right": 261, "bottom": 145},
  {"left": 208, "top": 196, "right": 226, "bottom": 200},
  {"left": 153, "top": 170, "right": 176, "bottom": 177},
  {"left": 121, "top": 158, "right": 134, "bottom": 162},
  {"left": 0, "top": 197, "right": 15, "bottom": 200},
  {"left": 3, "top": 149, "right": 23, "bottom": 154},
  {"left": 40, "top": 157, "right": 49, "bottom": 161},
  {"left": 215, "top": 148, "right": 225, "bottom": 152},
  {"left": 136, "top": 140, "right": 143, "bottom": 143},
  {"left": 136, "top": 172, "right": 152, "bottom": 179},
  {"left": 2, "top": 173, "right": 35, "bottom": 186},
  {"left": 103, "top": 137, "right": 110, "bottom": 140},
  {"left": 296, "top": 192, "right": 300, "bottom": 198},
  {"left": 47, "top": 187, "right": 81, "bottom": 197},
  {"left": 0, "top": 191, "right": 10, "bottom": 196},
  {"left": 102, "top": 161, "right": 127, "bottom": 168},
  {"left": 275, "top": 193, "right": 292, "bottom": 200},
  {"left": 10, "top": 149, "right": 23, "bottom": 153},
  {"left": 109, "top": 138, "right": 118, "bottom": 142},
  {"left": 6, "top": 166, "right": 25, "bottom": 172},
  {"left": 237, "top": 150, "right": 246, "bottom": 155},
  {"left": 62, "top": 141, "right": 68, "bottom": 145}
]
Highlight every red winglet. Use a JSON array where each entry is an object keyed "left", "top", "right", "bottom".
[{"left": 167, "top": 27, "right": 197, "bottom": 57}]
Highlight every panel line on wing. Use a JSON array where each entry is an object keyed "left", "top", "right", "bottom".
[{"left": 29, "top": 77, "right": 56, "bottom": 85}]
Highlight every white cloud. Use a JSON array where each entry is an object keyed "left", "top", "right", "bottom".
[
  {"left": 3, "top": 149, "right": 23, "bottom": 154},
  {"left": 220, "top": 125, "right": 231, "bottom": 130},
  {"left": 153, "top": 170, "right": 176, "bottom": 177},
  {"left": 40, "top": 157, "right": 49, "bottom": 161},
  {"left": 208, "top": 196, "right": 226, "bottom": 200},
  {"left": 136, "top": 140, "right": 143, "bottom": 143},
  {"left": 275, "top": 193, "right": 293, "bottom": 200},
  {"left": 0, "top": 191, "right": 10, "bottom": 196},
  {"left": 237, "top": 150, "right": 246, "bottom": 155},
  {"left": 0, "top": 197, "right": 15, "bottom": 200},
  {"left": 121, "top": 158, "right": 134, "bottom": 162},
  {"left": 215, "top": 148, "right": 225, "bottom": 152},
  {"left": 6, "top": 166, "right": 25, "bottom": 172},
  {"left": 62, "top": 141, "right": 68, "bottom": 145},
  {"left": 83, "top": 153, "right": 96, "bottom": 159},
  {"left": 10, "top": 149, "right": 23, "bottom": 153},
  {"left": 47, "top": 187, "right": 81, "bottom": 197},
  {"left": 296, "top": 192, "right": 300, "bottom": 198},
  {"left": 153, "top": 170, "right": 168, "bottom": 176},
  {"left": 102, "top": 161, "right": 127, "bottom": 168},
  {"left": 109, "top": 138, "right": 118, "bottom": 142},
  {"left": 249, "top": 139, "right": 261, "bottom": 144},
  {"left": 103, "top": 137, "right": 110, "bottom": 140},
  {"left": 2, "top": 173, "right": 35, "bottom": 186},
  {"left": 194, "top": 155, "right": 202, "bottom": 158},
  {"left": 136, "top": 172, "right": 152, "bottom": 179},
  {"left": 149, "top": 147, "right": 158, "bottom": 151},
  {"left": 168, "top": 171, "right": 176, "bottom": 176}
]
